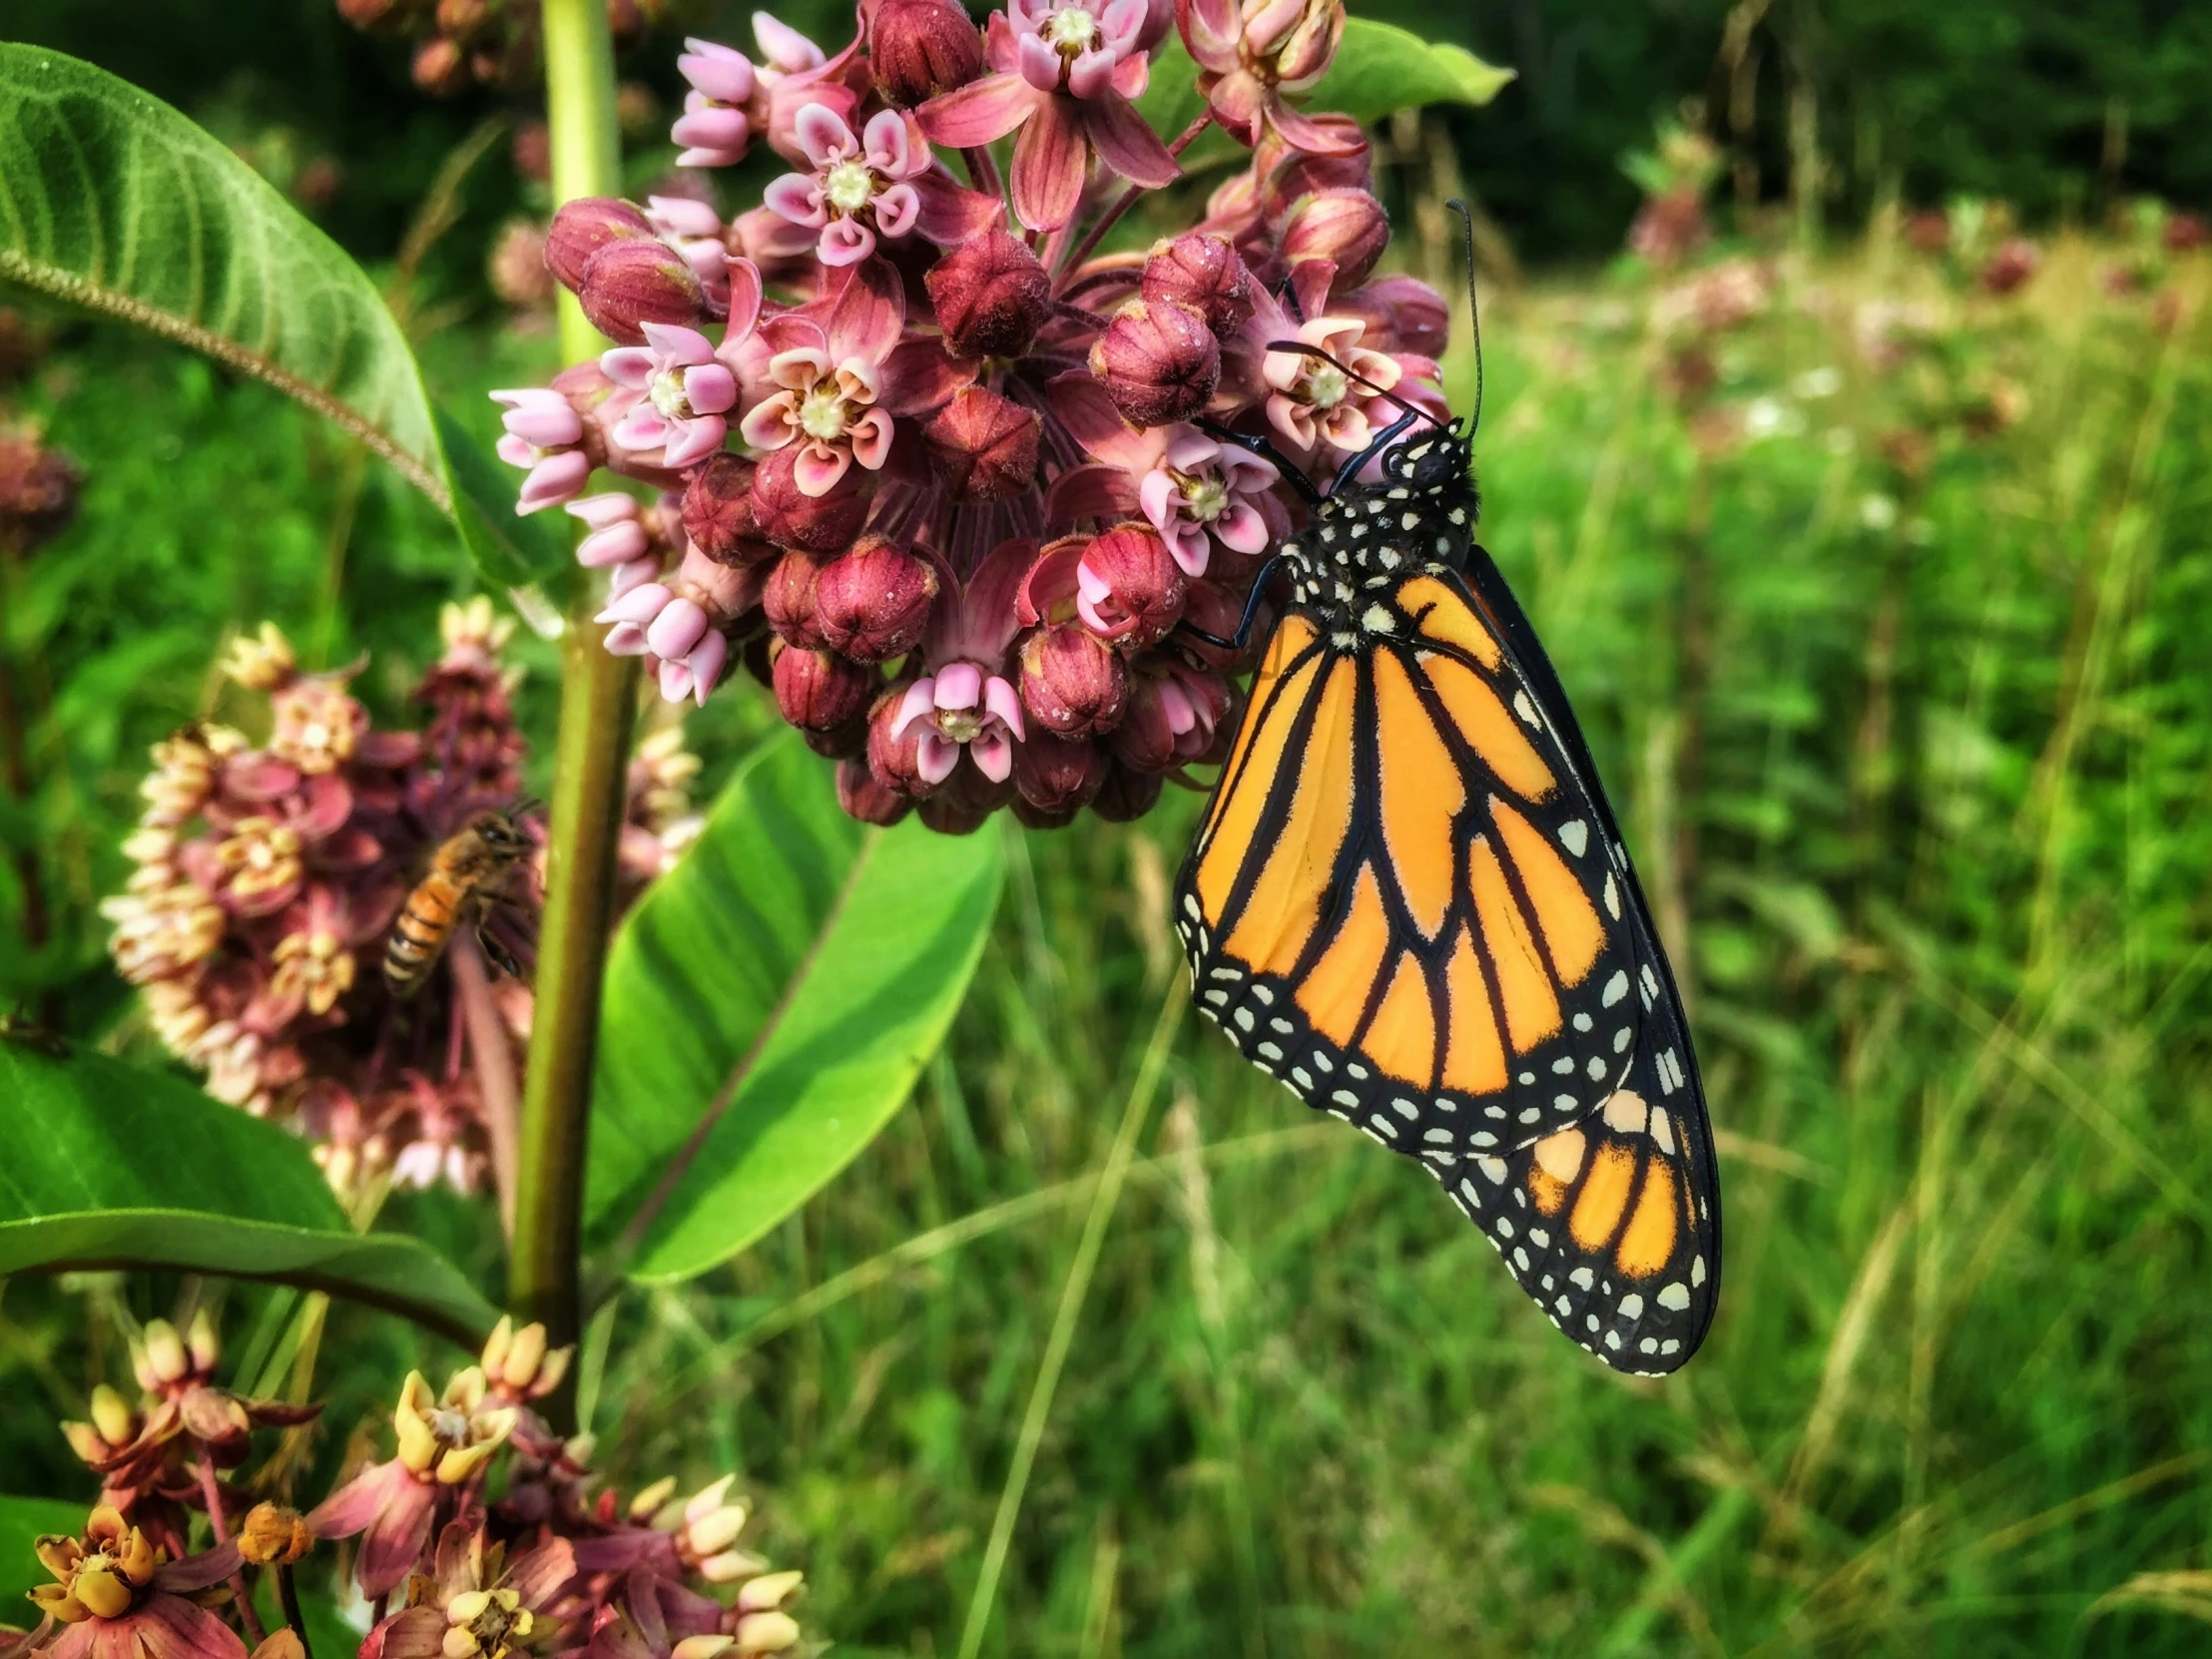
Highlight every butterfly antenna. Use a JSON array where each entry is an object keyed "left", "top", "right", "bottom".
[
  {"left": 1264, "top": 341, "right": 1447, "bottom": 431},
  {"left": 1445, "top": 198, "right": 1483, "bottom": 434}
]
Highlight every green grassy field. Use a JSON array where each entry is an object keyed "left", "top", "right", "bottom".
[{"left": 7, "top": 206, "right": 2212, "bottom": 1654}]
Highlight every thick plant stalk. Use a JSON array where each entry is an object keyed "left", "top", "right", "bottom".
[{"left": 511, "top": 0, "right": 635, "bottom": 1378}]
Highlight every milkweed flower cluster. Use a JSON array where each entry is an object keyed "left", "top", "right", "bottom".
[
  {"left": 99, "top": 604, "right": 698, "bottom": 1198},
  {"left": 14, "top": 1312, "right": 808, "bottom": 1659},
  {"left": 495, "top": 0, "right": 1451, "bottom": 832}
]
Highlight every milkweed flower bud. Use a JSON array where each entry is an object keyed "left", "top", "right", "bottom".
[
  {"left": 871, "top": 0, "right": 985, "bottom": 106},
  {"left": 1141, "top": 233, "right": 1254, "bottom": 340},
  {"left": 924, "top": 385, "right": 1041, "bottom": 501},
  {"left": 1090, "top": 299, "right": 1220, "bottom": 427},
  {"left": 837, "top": 755, "right": 912, "bottom": 825},
  {"left": 772, "top": 641, "right": 877, "bottom": 733},
  {"left": 577, "top": 238, "right": 718, "bottom": 345},
  {"left": 492, "top": 387, "right": 592, "bottom": 513},
  {"left": 1018, "top": 623, "right": 1127, "bottom": 737},
  {"left": 750, "top": 446, "right": 873, "bottom": 553},
  {"left": 683, "top": 454, "right": 779, "bottom": 566},
  {"left": 1076, "top": 524, "right": 1187, "bottom": 649},
  {"left": 926, "top": 231, "right": 1050, "bottom": 359},
  {"left": 546, "top": 197, "right": 656, "bottom": 291},
  {"left": 763, "top": 552, "right": 827, "bottom": 648},
  {"left": 1279, "top": 187, "right": 1389, "bottom": 285},
  {"left": 674, "top": 38, "right": 759, "bottom": 167},
  {"left": 813, "top": 539, "right": 939, "bottom": 662},
  {"left": 1010, "top": 729, "right": 1107, "bottom": 825}
]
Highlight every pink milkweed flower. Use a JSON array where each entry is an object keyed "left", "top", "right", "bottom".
[
  {"left": 603, "top": 323, "right": 743, "bottom": 469},
  {"left": 919, "top": 0, "right": 1180, "bottom": 233},
  {"left": 672, "top": 38, "right": 759, "bottom": 167},
  {"left": 893, "top": 661, "right": 1027, "bottom": 785},
  {"left": 1255, "top": 292, "right": 1405, "bottom": 457},
  {"left": 491, "top": 388, "right": 592, "bottom": 513},
  {"left": 1176, "top": 0, "right": 1359, "bottom": 155},
  {"left": 27, "top": 1506, "right": 249, "bottom": 1659},
  {"left": 597, "top": 583, "right": 729, "bottom": 707},
  {"left": 643, "top": 195, "right": 737, "bottom": 308},
  {"left": 736, "top": 260, "right": 926, "bottom": 496},
  {"left": 764, "top": 104, "right": 1002, "bottom": 266}
]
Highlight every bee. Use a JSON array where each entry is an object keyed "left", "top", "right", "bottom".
[{"left": 383, "top": 806, "right": 536, "bottom": 997}]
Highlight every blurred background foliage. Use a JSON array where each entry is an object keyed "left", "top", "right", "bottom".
[{"left": 7, "top": 0, "right": 2212, "bottom": 1655}]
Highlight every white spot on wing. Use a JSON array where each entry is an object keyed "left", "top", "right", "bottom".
[{"left": 1558, "top": 820, "right": 1589, "bottom": 856}]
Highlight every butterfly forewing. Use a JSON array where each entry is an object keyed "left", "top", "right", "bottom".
[{"left": 1174, "top": 425, "right": 1721, "bottom": 1372}]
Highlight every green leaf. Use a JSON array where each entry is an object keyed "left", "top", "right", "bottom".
[
  {"left": 0, "top": 1495, "right": 85, "bottom": 1609},
  {"left": 0, "top": 46, "right": 564, "bottom": 587},
  {"left": 587, "top": 736, "right": 1003, "bottom": 1286},
  {"left": 1315, "top": 20, "right": 1514, "bottom": 122},
  {"left": 1138, "top": 21, "right": 1512, "bottom": 145},
  {"left": 0, "top": 1040, "right": 499, "bottom": 1345}
]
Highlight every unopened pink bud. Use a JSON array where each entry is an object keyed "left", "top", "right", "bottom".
[
  {"left": 1090, "top": 300, "right": 1220, "bottom": 428},
  {"left": 837, "top": 755, "right": 912, "bottom": 825},
  {"left": 866, "top": 683, "right": 933, "bottom": 800},
  {"left": 813, "top": 540, "right": 940, "bottom": 663},
  {"left": 924, "top": 232, "right": 1050, "bottom": 360},
  {"left": 870, "top": 0, "right": 985, "bottom": 106},
  {"left": 1076, "top": 524, "right": 1186, "bottom": 651},
  {"left": 683, "top": 454, "right": 779, "bottom": 566},
  {"left": 578, "top": 238, "right": 715, "bottom": 346},
  {"left": 1018, "top": 623, "right": 1127, "bottom": 737},
  {"left": 923, "top": 386, "right": 1041, "bottom": 503},
  {"left": 750, "top": 446, "right": 872, "bottom": 553},
  {"left": 772, "top": 640, "right": 876, "bottom": 733},
  {"left": 546, "top": 199, "right": 654, "bottom": 291},
  {"left": 1280, "top": 188, "right": 1389, "bottom": 285},
  {"left": 762, "top": 551, "right": 827, "bottom": 649},
  {"left": 1090, "top": 759, "right": 1163, "bottom": 822},
  {"left": 1141, "top": 233, "right": 1254, "bottom": 340},
  {"left": 1011, "top": 729, "right": 1106, "bottom": 825}
]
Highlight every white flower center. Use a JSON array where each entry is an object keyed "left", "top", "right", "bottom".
[
  {"left": 431, "top": 1405, "right": 471, "bottom": 1444},
  {"left": 1305, "top": 362, "right": 1350, "bottom": 410},
  {"left": 651, "top": 369, "right": 695, "bottom": 421},
  {"left": 824, "top": 158, "right": 877, "bottom": 214},
  {"left": 799, "top": 386, "right": 851, "bottom": 440},
  {"left": 937, "top": 707, "right": 985, "bottom": 744},
  {"left": 1177, "top": 468, "right": 1230, "bottom": 522},
  {"left": 1046, "top": 5, "right": 1099, "bottom": 54}
]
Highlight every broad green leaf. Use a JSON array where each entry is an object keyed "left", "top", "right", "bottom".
[
  {"left": 0, "top": 1041, "right": 499, "bottom": 1345},
  {"left": 587, "top": 736, "right": 1003, "bottom": 1286},
  {"left": 0, "top": 47, "right": 564, "bottom": 587},
  {"left": 1138, "top": 21, "right": 1512, "bottom": 148},
  {"left": 0, "top": 1495, "right": 85, "bottom": 1609}
]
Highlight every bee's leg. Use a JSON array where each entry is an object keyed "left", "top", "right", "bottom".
[{"left": 475, "top": 922, "right": 522, "bottom": 980}]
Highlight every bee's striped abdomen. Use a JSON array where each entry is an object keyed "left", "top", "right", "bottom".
[{"left": 383, "top": 880, "right": 461, "bottom": 996}]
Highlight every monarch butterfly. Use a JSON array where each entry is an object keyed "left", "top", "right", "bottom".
[{"left": 1174, "top": 222, "right": 1720, "bottom": 1374}]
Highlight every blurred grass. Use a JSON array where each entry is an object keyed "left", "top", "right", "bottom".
[{"left": 8, "top": 170, "right": 2212, "bottom": 1659}]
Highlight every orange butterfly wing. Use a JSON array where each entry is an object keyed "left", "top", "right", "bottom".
[{"left": 1176, "top": 565, "right": 1718, "bottom": 1371}]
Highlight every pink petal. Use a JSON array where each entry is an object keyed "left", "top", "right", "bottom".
[
  {"left": 496, "top": 431, "right": 536, "bottom": 468},
  {"left": 740, "top": 398, "right": 797, "bottom": 450},
  {"left": 823, "top": 257, "right": 907, "bottom": 362},
  {"left": 1010, "top": 97, "right": 1089, "bottom": 232},
  {"left": 764, "top": 173, "right": 829, "bottom": 228},
  {"left": 753, "top": 12, "right": 826, "bottom": 73},
  {"left": 686, "top": 631, "right": 729, "bottom": 705},
  {"left": 680, "top": 39, "right": 757, "bottom": 103},
  {"left": 683, "top": 362, "right": 739, "bottom": 413},
  {"left": 795, "top": 102, "right": 857, "bottom": 167},
  {"left": 642, "top": 320, "right": 717, "bottom": 364},
  {"left": 672, "top": 106, "right": 751, "bottom": 154},
  {"left": 1043, "top": 461, "right": 1140, "bottom": 522},
  {"left": 600, "top": 345, "right": 659, "bottom": 388},
  {"left": 646, "top": 596, "right": 711, "bottom": 660},
  {"left": 909, "top": 172, "right": 1005, "bottom": 245},
  {"left": 577, "top": 520, "right": 650, "bottom": 567},
  {"left": 1137, "top": 467, "right": 1178, "bottom": 532},
  {"left": 648, "top": 195, "right": 725, "bottom": 241},
  {"left": 1049, "top": 371, "right": 1159, "bottom": 468},
  {"left": 597, "top": 582, "right": 671, "bottom": 627},
  {"left": 676, "top": 143, "right": 749, "bottom": 170},
  {"left": 862, "top": 108, "right": 913, "bottom": 174},
  {"left": 1214, "top": 502, "right": 1269, "bottom": 553},
  {"left": 878, "top": 337, "right": 975, "bottom": 418},
  {"left": 140, "top": 1596, "right": 251, "bottom": 1659},
  {"left": 891, "top": 676, "right": 939, "bottom": 739},
  {"left": 1165, "top": 522, "right": 1211, "bottom": 577},
  {"left": 1109, "top": 51, "right": 1150, "bottom": 101},
  {"left": 819, "top": 218, "right": 877, "bottom": 266},
  {"left": 1082, "top": 95, "right": 1180, "bottom": 189},
  {"left": 849, "top": 408, "right": 895, "bottom": 470},
  {"left": 724, "top": 258, "right": 766, "bottom": 341},
  {"left": 1268, "top": 94, "right": 1368, "bottom": 156},
  {"left": 357, "top": 1479, "right": 438, "bottom": 1596},
  {"left": 1179, "top": 0, "right": 1243, "bottom": 66},
  {"left": 603, "top": 621, "right": 651, "bottom": 656},
  {"left": 969, "top": 730, "right": 1012, "bottom": 783},
  {"left": 499, "top": 399, "right": 585, "bottom": 447},
  {"left": 608, "top": 558, "right": 662, "bottom": 600},
  {"left": 934, "top": 660, "right": 983, "bottom": 711},
  {"left": 1067, "top": 48, "right": 1118, "bottom": 101},
  {"left": 792, "top": 443, "right": 852, "bottom": 495},
  {"left": 916, "top": 733, "right": 959, "bottom": 786},
  {"left": 567, "top": 491, "right": 640, "bottom": 529},
  {"left": 874, "top": 182, "right": 921, "bottom": 239},
  {"left": 919, "top": 74, "right": 1040, "bottom": 149},
  {"left": 661, "top": 413, "right": 728, "bottom": 468},
  {"left": 519, "top": 450, "right": 592, "bottom": 512},
  {"left": 612, "top": 405, "right": 675, "bottom": 452},
  {"left": 984, "top": 675, "right": 1027, "bottom": 740},
  {"left": 1017, "top": 32, "right": 1064, "bottom": 92}
]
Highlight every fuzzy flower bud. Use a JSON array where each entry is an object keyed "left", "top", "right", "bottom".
[
  {"left": 1091, "top": 759, "right": 1163, "bottom": 821},
  {"left": 762, "top": 552, "right": 827, "bottom": 649},
  {"left": 577, "top": 238, "right": 716, "bottom": 346},
  {"left": 812, "top": 539, "right": 939, "bottom": 662},
  {"left": 1141, "top": 233, "right": 1254, "bottom": 341},
  {"left": 837, "top": 755, "right": 912, "bottom": 825},
  {"left": 772, "top": 641, "right": 877, "bottom": 733},
  {"left": 925, "top": 231, "right": 1051, "bottom": 360},
  {"left": 1076, "top": 524, "right": 1187, "bottom": 650},
  {"left": 1090, "top": 299, "right": 1220, "bottom": 428},
  {"left": 1280, "top": 188, "right": 1389, "bottom": 285},
  {"left": 1018, "top": 623, "right": 1128, "bottom": 737},
  {"left": 239, "top": 1503, "right": 315, "bottom": 1567},
  {"left": 545, "top": 197, "right": 656, "bottom": 292},
  {"left": 870, "top": 0, "right": 986, "bottom": 107},
  {"left": 750, "top": 446, "right": 873, "bottom": 553},
  {"left": 923, "top": 386, "right": 1041, "bottom": 502},
  {"left": 1011, "top": 728, "right": 1107, "bottom": 824}
]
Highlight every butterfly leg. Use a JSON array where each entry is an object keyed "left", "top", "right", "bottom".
[
  {"left": 1198, "top": 421, "right": 1325, "bottom": 506},
  {"left": 1329, "top": 408, "right": 1421, "bottom": 495},
  {"left": 1177, "top": 555, "right": 1284, "bottom": 652}
]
